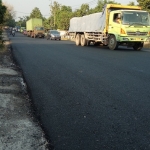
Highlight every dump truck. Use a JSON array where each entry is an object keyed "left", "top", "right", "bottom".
[
  {"left": 26, "top": 18, "right": 45, "bottom": 38},
  {"left": 69, "top": 4, "right": 150, "bottom": 50}
]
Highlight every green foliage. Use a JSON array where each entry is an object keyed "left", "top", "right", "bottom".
[
  {"left": 45, "top": 0, "right": 122, "bottom": 30},
  {"left": 3, "top": 10, "right": 15, "bottom": 27},
  {"left": 30, "top": 7, "right": 43, "bottom": 19},
  {"left": 50, "top": 1, "right": 61, "bottom": 29},
  {"left": 43, "top": 17, "right": 51, "bottom": 30},
  {"left": 55, "top": 5, "right": 72, "bottom": 30},
  {"left": 92, "top": 0, "right": 120, "bottom": 12},
  {"left": 0, "top": 0, "right": 6, "bottom": 46},
  {"left": 2, "top": 2, "right": 16, "bottom": 27},
  {"left": 73, "top": 4, "right": 90, "bottom": 17},
  {"left": 57, "top": 7, "right": 72, "bottom": 30},
  {"left": 127, "top": 1, "right": 136, "bottom": 6},
  {"left": 16, "top": 16, "right": 30, "bottom": 28},
  {"left": 137, "top": 0, "right": 150, "bottom": 12},
  {"left": 0, "top": 0, "right": 6, "bottom": 24}
]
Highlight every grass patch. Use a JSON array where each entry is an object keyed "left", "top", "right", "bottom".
[{"left": 0, "top": 44, "right": 7, "bottom": 54}]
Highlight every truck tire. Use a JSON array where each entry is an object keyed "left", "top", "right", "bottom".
[
  {"left": 133, "top": 42, "right": 143, "bottom": 51},
  {"left": 76, "top": 34, "right": 81, "bottom": 46},
  {"left": 81, "top": 34, "right": 87, "bottom": 46},
  {"left": 108, "top": 35, "right": 118, "bottom": 50},
  {"left": 87, "top": 40, "right": 90, "bottom": 46},
  {"left": 93, "top": 42, "right": 100, "bottom": 46}
]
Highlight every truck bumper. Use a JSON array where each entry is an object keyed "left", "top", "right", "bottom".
[{"left": 118, "top": 36, "right": 149, "bottom": 42}]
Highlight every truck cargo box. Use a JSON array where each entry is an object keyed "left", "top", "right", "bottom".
[
  {"left": 26, "top": 18, "right": 43, "bottom": 31},
  {"left": 69, "top": 10, "right": 106, "bottom": 32}
]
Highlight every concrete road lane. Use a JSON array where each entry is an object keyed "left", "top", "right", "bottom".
[{"left": 10, "top": 32, "right": 150, "bottom": 150}]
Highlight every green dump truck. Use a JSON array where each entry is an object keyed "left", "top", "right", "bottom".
[
  {"left": 69, "top": 4, "right": 150, "bottom": 51},
  {"left": 26, "top": 18, "right": 45, "bottom": 38}
]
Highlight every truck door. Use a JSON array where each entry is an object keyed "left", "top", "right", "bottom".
[{"left": 108, "top": 12, "right": 121, "bottom": 36}]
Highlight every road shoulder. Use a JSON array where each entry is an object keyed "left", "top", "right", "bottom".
[{"left": 0, "top": 30, "right": 50, "bottom": 150}]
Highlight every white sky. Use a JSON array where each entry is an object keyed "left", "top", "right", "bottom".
[{"left": 3, "top": 0, "right": 138, "bottom": 21}]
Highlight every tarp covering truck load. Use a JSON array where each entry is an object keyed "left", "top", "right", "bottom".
[
  {"left": 26, "top": 18, "right": 45, "bottom": 38},
  {"left": 69, "top": 4, "right": 150, "bottom": 50}
]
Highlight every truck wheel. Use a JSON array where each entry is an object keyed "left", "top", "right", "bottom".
[
  {"left": 87, "top": 40, "right": 90, "bottom": 46},
  {"left": 76, "top": 34, "right": 81, "bottom": 46},
  {"left": 81, "top": 34, "right": 87, "bottom": 46},
  {"left": 93, "top": 42, "right": 100, "bottom": 46},
  {"left": 133, "top": 42, "right": 143, "bottom": 51},
  {"left": 47, "top": 36, "right": 49, "bottom": 40},
  {"left": 108, "top": 35, "right": 118, "bottom": 50}
]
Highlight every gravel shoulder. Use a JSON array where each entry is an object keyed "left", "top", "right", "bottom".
[{"left": 0, "top": 30, "right": 50, "bottom": 150}]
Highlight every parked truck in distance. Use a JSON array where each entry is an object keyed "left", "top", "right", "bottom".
[
  {"left": 69, "top": 4, "right": 150, "bottom": 51},
  {"left": 26, "top": 18, "right": 45, "bottom": 38}
]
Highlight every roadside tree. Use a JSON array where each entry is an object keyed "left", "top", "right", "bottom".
[
  {"left": 30, "top": 7, "right": 43, "bottom": 19},
  {"left": 137, "top": 0, "right": 150, "bottom": 12},
  {"left": 0, "top": 0, "right": 6, "bottom": 46},
  {"left": 127, "top": 1, "right": 136, "bottom": 6},
  {"left": 73, "top": 4, "right": 90, "bottom": 17},
  {"left": 92, "top": 0, "right": 120, "bottom": 13},
  {"left": 50, "top": 1, "right": 61, "bottom": 29},
  {"left": 56, "top": 5, "right": 72, "bottom": 30}
]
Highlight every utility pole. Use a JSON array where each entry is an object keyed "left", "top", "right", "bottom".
[{"left": 50, "top": 0, "right": 55, "bottom": 29}]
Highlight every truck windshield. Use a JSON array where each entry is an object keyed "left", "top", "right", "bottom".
[
  {"left": 36, "top": 27, "right": 44, "bottom": 30},
  {"left": 122, "top": 11, "right": 150, "bottom": 26}
]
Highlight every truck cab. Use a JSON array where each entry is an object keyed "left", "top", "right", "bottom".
[
  {"left": 33, "top": 26, "right": 45, "bottom": 38},
  {"left": 106, "top": 5, "right": 150, "bottom": 50}
]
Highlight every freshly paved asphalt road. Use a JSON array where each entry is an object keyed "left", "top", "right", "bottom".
[{"left": 10, "top": 32, "right": 150, "bottom": 150}]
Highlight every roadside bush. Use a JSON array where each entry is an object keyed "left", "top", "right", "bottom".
[{"left": 0, "top": 0, "right": 6, "bottom": 47}]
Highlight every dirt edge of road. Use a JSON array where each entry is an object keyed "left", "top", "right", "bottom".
[{"left": 0, "top": 30, "right": 54, "bottom": 150}]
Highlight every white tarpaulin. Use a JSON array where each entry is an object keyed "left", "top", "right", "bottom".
[{"left": 69, "top": 8, "right": 106, "bottom": 32}]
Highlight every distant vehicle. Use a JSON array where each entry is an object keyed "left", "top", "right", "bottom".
[
  {"left": 23, "top": 29, "right": 27, "bottom": 35},
  {"left": 46, "top": 30, "right": 61, "bottom": 40},
  {"left": 12, "top": 30, "right": 15, "bottom": 37},
  {"left": 26, "top": 18, "right": 45, "bottom": 38}
]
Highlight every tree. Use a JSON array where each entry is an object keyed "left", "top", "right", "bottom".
[
  {"left": 0, "top": 0, "right": 6, "bottom": 24},
  {"left": 127, "top": 1, "right": 136, "bottom": 6},
  {"left": 92, "top": 0, "right": 120, "bottom": 13},
  {"left": 137, "top": 0, "right": 150, "bottom": 11},
  {"left": 30, "top": 7, "right": 43, "bottom": 19},
  {"left": 56, "top": 5, "right": 72, "bottom": 30},
  {"left": 43, "top": 17, "right": 51, "bottom": 30},
  {"left": 0, "top": 0, "right": 6, "bottom": 45},
  {"left": 50, "top": 1, "right": 61, "bottom": 29},
  {"left": 2, "top": 2, "right": 15, "bottom": 27},
  {"left": 73, "top": 4, "right": 90, "bottom": 17}
]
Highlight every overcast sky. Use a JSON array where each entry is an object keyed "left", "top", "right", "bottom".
[{"left": 3, "top": 0, "right": 138, "bottom": 20}]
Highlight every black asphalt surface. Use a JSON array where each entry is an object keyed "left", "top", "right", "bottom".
[{"left": 10, "top": 32, "right": 150, "bottom": 150}]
